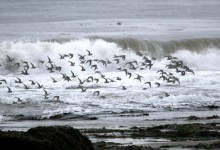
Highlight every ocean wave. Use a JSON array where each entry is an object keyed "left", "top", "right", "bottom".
[
  {"left": 46, "top": 37, "right": 220, "bottom": 57},
  {"left": 0, "top": 38, "right": 219, "bottom": 75}
]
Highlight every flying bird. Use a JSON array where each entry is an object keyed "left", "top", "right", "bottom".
[
  {"left": 7, "top": 86, "right": 12, "bottom": 93},
  {"left": 93, "top": 91, "right": 100, "bottom": 96}
]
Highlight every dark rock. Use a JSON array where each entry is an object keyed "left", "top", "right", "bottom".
[
  {"left": 188, "top": 115, "right": 200, "bottom": 120},
  {"left": 49, "top": 113, "right": 98, "bottom": 121},
  {"left": 0, "top": 126, "right": 94, "bottom": 150},
  {"left": 206, "top": 115, "right": 219, "bottom": 119},
  {"left": 207, "top": 105, "right": 219, "bottom": 109},
  {"left": 48, "top": 113, "right": 82, "bottom": 120}
]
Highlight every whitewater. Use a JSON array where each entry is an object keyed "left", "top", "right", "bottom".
[
  {"left": 0, "top": 37, "right": 220, "bottom": 127},
  {"left": 0, "top": 1, "right": 220, "bottom": 145}
]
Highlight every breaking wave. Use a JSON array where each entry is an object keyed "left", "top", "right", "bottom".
[
  {"left": 0, "top": 37, "right": 220, "bottom": 74},
  {"left": 90, "top": 37, "right": 220, "bottom": 57}
]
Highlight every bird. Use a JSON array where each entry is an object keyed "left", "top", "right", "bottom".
[
  {"left": 80, "top": 60, "right": 86, "bottom": 64},
  {"left": 118, "top": 55, "right": 126, "bottom": 61},
  {"left": 91, "top": 65, "right": 98, "bottom": 71},
  {"left": 116, "top": 77, "right": 122, "bottom": 81},
  {"left": 59, "top": 54, "right": 65, "bottom": 59},
  {"left": 47, "top": 56, "right": 53, "bottom": 63},
  {"left": 7, "top": 86, "right": 12, "bottom": 93},
  {"left": 30, "top": 62, "right": 36, "bottom": 69},
  {"left": 22, "top": 61, "right": 29, "bottom": 68},
  {"left": 104, "top": 78, "right": 109, "bottom": 83},
  {"left": 164, "top": 92, "right": 170, "bottom": 97},
  {"left": 146, "top": 62, "right": 153, "bottom": 70},
  {"left": 100, "top": 96, "right": 106, "bottom": 99},
  {"left": 0, "top": 79, "right": 7, "bottom": 84},
  {"left": 63, "top": 74, "right": 71, "bottom": 82},
  {"left": 134, "top": 73, "right": 143, "bottom": 82},
  {"left": 21, "top": 68, "right": 29, "bottom": 75},
  {"left": 71, "top": 71, "right": 78, "bottom": 78},
  {"left": 15, "top": 97, "right": 22, "bottom": 102},
  {"left": 80, "top": 86, "right": 87, "bottom": 92},
  {"left": 69, "top": 53, "right": 74, "bottom": 58},
  {"left": 68, "top": 61, "right": 75, "bottom": 66},
  {"left": 87, "top": 76, "right": 94, "bottom": 82},
  {"left": 121, "top": 69, "right": 128, "bottom": 77},
  {"left": 14, "top": 77, "right": 22, "bottom": 84},
  {"left": 136, "top": 51, "right": 143, "bottom": 56},
  {"left": 105, "top": 59, "right": 112, "bottom": 64},
  {"left": 86, "top": 59, "right": 93, "bottom": 65},
  {"left": 122, "top": 86, "right": 127, "bottom": 90},
  {"left": 155, "top": 82, "right": 160, "bottom": 87},
  {"left": 13, "top": 63, "right": 20, "bottom": 68},
  {"left": 114, "top": 59, "right": 120, "bottom": 64},
  {"left": 78, "top": 78, "right": 84, "bottom": 85},
  {"left": 108, "top": 78, "right": 116, "bottom": 83},
  {"left": 43, "top": 89, "right": 50, "bottom": 96},
  {"left": 55, "top": 65, "right": 62, "bottom": 72},
  {"left": 144, "top": 82, "right": 151, "bottom": 88},
  {"left": 29, "top": 80, "right": 36, "bottom": 85},
  {"left": 38, "top": 60, "right": 45, "bottom": 64},
  {"left": 93, "top": 91, "right": 100, "bottom": 96},
  {"left": 52, "top": 96, "right": 60, "bottom": 101},
  {"left": 45, "top": 64, "right": 55, "bottom": 73},
  {"left": 23, "top": 61, "right": 29, "bottom": 69},
  {"left": 127, "top": 72, "right": 132, "bottom": 78},
  {"left": 79, "top": 65, "right": 86, "bottom": 71},
  {"left": 158, "top": 75, "right": 167, "bottom": 81},
  {"left": 86, "top": 50, "right": 92, "bottom": 56},
  {"left": 98, "top": 60, "right": 107, "bottom": 67},
  {"left": 78, "top": 54, "right": 86, "bottom": 60},
  {"left": 157, "top": 69, "right": 164, "bottom": 73},
  {"left": 181, "top": 71, "right": 186, "bottom": 76},
  {"left": 36, "top": 82, "right": 44, "bottom": 89},
  {"left": 51, "top": 77, "right": 57, "bottom": 83},
  {"left": 6, "top": 55, "right": 14, "bottom": 62},
  {"left": 23, "top": 83, "right": 29, "bottom": 90},
  {"left": 94, "top": 78, "right": 99, "bottom": 83},
  {"left": 165, "top": 55, "right": 172, "bottom": 60}
]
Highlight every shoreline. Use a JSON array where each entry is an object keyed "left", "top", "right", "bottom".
[
  {"left": 87, "top": 122, "right": 220, "bottom": 149},
  {"left": 1, "top": 111, "right": 220, "bottom": 149},
  {"left": 1, "top": 109, "right": 220, "bottom": 130},
  {"left": 0, "top": 122, "right": 220, "bottom": 149}
]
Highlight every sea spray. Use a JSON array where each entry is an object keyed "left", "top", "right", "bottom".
[{"left": 0, "top": 38, "right": 219, "bottom": 120}]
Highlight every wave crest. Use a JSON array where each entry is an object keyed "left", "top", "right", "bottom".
[{"left": 0, "top": 38, "right": 220, "bottom": 73}]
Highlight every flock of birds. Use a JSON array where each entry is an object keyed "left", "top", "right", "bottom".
[{"left": 0, "top": 49, "right": 195, "bottom": 104}]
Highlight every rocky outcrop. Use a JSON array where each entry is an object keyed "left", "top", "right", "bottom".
[{"left": 0, "top": 126, "right": 94, "bottom": 150}]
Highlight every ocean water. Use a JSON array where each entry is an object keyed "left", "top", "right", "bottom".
[{"left": 0, "top": 0, "right": 220, "bottom": 131}]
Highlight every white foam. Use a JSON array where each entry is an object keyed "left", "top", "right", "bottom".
[
  {"left": 0, "top": 39, "right": 220, "bottom": 118},
  {"left": 173, "top": 49, "right": 220, "bottom": 71}
]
